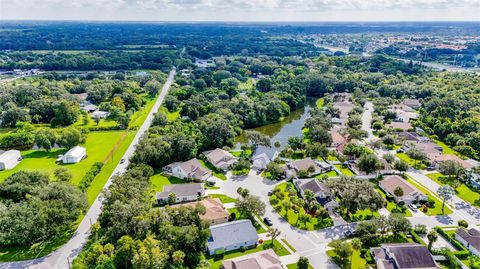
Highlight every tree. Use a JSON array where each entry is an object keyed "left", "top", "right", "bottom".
[
  {"left": 388, "top": 213, "right": 411, "bottom": 236},
  {"left": 407, "top": 148, "right": 426, "bottom": 168},
  {"left": 168, "top": 193, "right": 176, "bottom": 205},
  {"left": 393, "top": 159, "right": 409, "bottom": 171},
  {"left": 288, "top": 136, "right": 303, "bottom": 151},
  {"left": 237, "top": 187, "right": 250, "bottom": 198},
  {"left": 57, "top": 127, "right": 85, "bottom": 149},
  {"left": 298, "top": 213, "right": 311, "bottom": 227},
  {"left": 52, "top": 100, "right": 80, "bottom": 126},
  {"left": 145, "top": 80, "right": 162, "bottom": 96},
  {"left": 309, "top": 126, "right": 332, "bottom": 145},
  {"left": 34, "top": 128, "right": 57, "bottom": 152},
  {"left": 54, "top": 168, "right": 73, "bottom": 182},
  {"left": 350, "top": 238, "right": 362, "bottom": 263},
  {"left": 267, "top": 228, "right": 281, "bottom": 246},
  {"left": 266, "top": 162, "right": 283, "bottom": 180},
  {"left": 427, "top": 231, "right": 438, "bottom": 250},
  {"left": 193, "top": 79, "right": 207, "bottom": 90},
  {"left": 297, "top": 257, "right": 309, "bottom": 269},
  {"left": 304, "top": 190, "right": 317, "bottom": 212},
  {"left": 235, "top": 195, "right": 266, "bottom": 219},
  {"left": 437, "top": 185, "right": 455, "bottom": 215},
  {"left": 438, "top": 160, "right": 464, "bottom": 181},
  {"left": 305, "top": 142, "right": 328, "bottom": 158},
  {"left": 458, "top": 219, "right": 469, "bottom": 228},
  {"left": 245, "top": 130, "right": 271, "bottom": 148},
  {"left": 357, "top": 154, "right": 382, "bottom": 174},
  {"left": 329, "top": 239, "right": 353, "bottom": 268},
  {"left": 393, "top": 186, "right": 404, "bottom": 205}
]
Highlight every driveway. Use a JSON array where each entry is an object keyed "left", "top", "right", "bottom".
[{"left": 1, "top": 68, "right": 177, "bottom": 269}]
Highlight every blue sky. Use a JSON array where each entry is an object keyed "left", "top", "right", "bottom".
[{"left": 1, "top": 0, "right": 480, "bottom": 21}]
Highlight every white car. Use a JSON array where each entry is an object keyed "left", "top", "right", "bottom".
[{"left": 408, "top": 204, "right": 418, "bottom": 212}]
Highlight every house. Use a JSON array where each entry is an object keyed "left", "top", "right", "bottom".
[
  {"left": 386, "top": 122, "right": 413, "bottom": 132},
  {"left": 379, "top": 175, "right": 427, "bottom": 204},
  {"left": 92, "top": 110, "right": 110, "bottom": 119},
  {"left": 396, "top": 132, "right": 429, "bottom": 143},
  {"left": 467, "top": 172, "right": 480, "bottom": 190},
  {"left": 163, "top": 158, "right": 212, "bottom": 181},
  {"left": 206, "top": 219, "right": 259, "bottom": 255},
  {"left": 331, "top": 131, "right": 346, "bottom": 147},
  {"left": 172, "top": 198, "right": 229, "bottom": 225},
  {"left": 0, "top": 150, "right": 22, "bottom": 170},
  {"left": 195, "top": 58, "right": 215, "bottom": 68},
  {"left": 455, "top": 228, "right": 480, "bottom": 257},
  {"left": 389, "top": 104, "right": 416, "bottom": 113},
  {"left": 57, "top": 146, "right": 86, "bottom": 164},
  {"left": 331, "top": 117, "right": 345, "bottom": 126},
  {"left": 333, "top": 101, "right": 355, "bottom": 120},
  {"left": 156, "top": 183, "right": 205, "bottom": 204},
  {"left": 284, "top": 158, "right": 332, "bottom": 178},
  {"left": 427, "top": 153, "right": 474, "bottom": 170},
  {"left": 222, "top": 249, "right": 283, "bottom": 269},
  {"left": 252, "top": 146, "right": 279, "bottom": 171},
  {"left": 402, "top": 98, "right": 421, "bottom": 109},
  {"left": 203, "top": 148, "right": 237, "bottom": 172},
  {"left": 403, "top": 141, "right": 443, "bottom": 155},
  {"left": 81, "top": 104, "right": 97, "bottom": 113},
  {"left": 371, "top": 243, "right": 439, "bottom": 269},
  {"left": 294, "top": 178, "right": 332, "bottom": 205}
]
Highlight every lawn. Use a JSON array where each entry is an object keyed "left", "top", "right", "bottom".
[
  {"left": 426, "top": 172, "right": 480, "bottom": 205},
  {"left": 315, "top": 170, "right": 339, "bottom": 178},
  {"left": 286, "top": 264, "right": 314, "bottom": 269},
  {"left": 270, "top": 182, "right": 333, "bottom": 230},
  {"left": 128, "top": 94, "right": 156, "bottom": 129},
  {"left": 208, "top": 194, "right": 237, "bottom": 204},
  {"left": 238, "top": 78, "right": 254, "bottom": 90},
  {"left": 327, "top": 249, "right": 367, "bottom": 269},
  {"left": 406, "top": 176, "right": 453, "bottom": 215},
  {"left": 227, "top": 207, "right": 267, "bottom": 234},
  {"left": 230, "top": 149, "right": 252, "bottom": 158},
  {"left": 316, "top": 97, "right": 325, "bottom": 108},
  {"left": 335, "top": 164, "right": 355, "bottom": 176},
  {"left": 74, "top": 114, "right": 119, "bottom": 129},
  {"left": 374, "top": 182, "right": 412, "bottom": 217},
  {"left": 396, "top": 153, "right": 427, "bottom": 170},
  {"left": 0, "top": 130, "right": 128, "bottom": 187},
  {"left": 159, "top": 106, "right": 181, "bottom": 121},
  {"left": 281, "top": 239, "right": 296, "bottom": 252},
  {"left": 199, "top": 159, "right": 227, "bottom": 180},
  {"left": 207, "top": 240, "right": 289, "bottom": 269},
  {"left": 432, "top": 139, "right": 462, "bottom": 157}
]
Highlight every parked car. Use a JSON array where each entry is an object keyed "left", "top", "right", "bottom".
[
  {"left": 206, "top": 180, "right": 216, "bottom": 186},
  {"left": 120, "top": 158, "right": 125, "bottom": 164},
  {"left": 408, "top": 204, "right": 418, "bottom": 212},
  {"left": 263, "top": 217, "right": 273, "bottom": 226},
  {"left": 396, "top": 149, "right": 405, "bottom": 153},
  {"left": 267, "top": 190, "right": 273, "bottom": 196}
]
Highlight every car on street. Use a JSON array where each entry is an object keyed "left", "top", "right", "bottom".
[
  {"left": 263, "top": 217, "right": 273, "bottom": 226},
  {"left": 267, "top": 190, "right": 273, "bottom": 196},
  {"left": 120, "top": 158, "right": 125, "bottom": 164},
  {"left": 408, "top": 204, "right": 418, "bottom": 212}
]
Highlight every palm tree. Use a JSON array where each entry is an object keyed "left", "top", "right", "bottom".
[
  {"left": 427, "top": 231, "right": 438, "bottom": 250},
  {"left": 437, "top": 185, "right": 455, "bottom": 215},
  {"left": 267, "top": 228, "right": 281, "bottom": 248},
  {"left": 304, "top": 190, "right": 316, "bottom": 212}
]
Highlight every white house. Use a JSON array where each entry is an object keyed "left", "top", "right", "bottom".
[
  {"left": 163, "top": 158, "right": 212, "bottom": 182},
  {"left": 58, "top": 146, "right": 86, "bottom": 164},
  {"left": 251, "top": 146, "right": 279, "bottom": 171},
  {"left": 92, "top": 111, "right": 110, "bottom": 119},
  {"left": 455, "top": 228, "right": 480, "bottom": 257},
  {"left": 0, "top": 150, "right": 22, "bottom": 170},
  {"left": 156, "top": 183, "right": 205, "bottom": 204},
  {"left": 207, "top": 220, "right": 259, "bottom": 255}
]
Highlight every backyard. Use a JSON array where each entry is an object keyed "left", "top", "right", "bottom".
[{"left": 334, "top": 164, "right": 355, "bottom": 176}]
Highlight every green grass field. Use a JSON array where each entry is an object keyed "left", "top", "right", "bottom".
[
  {"left": 199, "top": 159, "right": 227, "bottom": 180},
  {"left": 128, "top": 95, "right": 156, "bottom": 129},
  {"left": 0, "top": 131, "right": 128, "bottom": 185},
  {"left": 208, "top": 194, "right": 237, "bottom": 204},
  {"left": 334, "top": 164, "right": 355, "bottom": 176},
  {"left": 327, "top": 249, "right": 367, "bottom": 269},
  {"left": 426, "top": 172, "right": 480, "bottom": 205},
  {"left": 270, "top": 183, "right": 333, "bottom": 230},
  {"left": 406, "top": 176, "right": 453, "bottom": 215},
  {"left": 158, "top": 106, "right": 181, "bottom": 121},
  {"left": 396, "top": 153, "right": 427, "bottom": 170},
  {"left": 375, "top": 185, "right": 412, "bottom": 217},
  {"left": 227, "top": 207, "right": 267, "bottom": 233}
]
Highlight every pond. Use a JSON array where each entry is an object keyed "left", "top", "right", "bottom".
[{"left": 236, "top": 99, "right": 315, "bottom": 149}]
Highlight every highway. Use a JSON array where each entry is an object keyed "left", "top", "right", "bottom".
[{"left": 1, "top": 68, "right": 176, "bottom": 269}]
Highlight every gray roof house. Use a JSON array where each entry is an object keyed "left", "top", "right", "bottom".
[
  {"left": 455, "top": 228, "right": 480, "bottom": 257},
  {"left": 203, "top": 148, "right": 237, "bottom": 172},
  {"left": 294, "top": 178, "right": 333, "bottom": 205},
  {"left": 372, "top": 243, "right": 439, "bottom": 269},
  {"left": 207, "top": 219, "right": 259, "bottom": 255},
  {"left": 252, "top": 146, "right": 279, "bottom": 171},
  {"left": 156, "top": 183, "right": 205, "bottom": 204},
  {"left": 284, "top": 158, "right": 332, "bottom": 179},
  {"left": 222, "top": 249, "right": 282, "bottom": 269},
  {"left": 163, "top": 158, "right": 212, "bottom": 182}
]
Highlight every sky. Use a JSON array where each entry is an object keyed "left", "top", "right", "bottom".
[{"left": 1, "top": 0, "right": 480, "bottom": 21}]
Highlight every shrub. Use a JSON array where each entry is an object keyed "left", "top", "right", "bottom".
[
  {"left": 78, "top": 162, "right": 104, "bottom": 190},
  {"left": 458, "top": 219, "right": 469, "bottom": 228}
]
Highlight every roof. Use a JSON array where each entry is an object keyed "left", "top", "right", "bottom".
[
  {"left": 178, "top": 158, "right": 211, "bottom": 179},
  {"left": 333, "top": 101, "right": 354, "bottom": 119},
  {"left": 389, "top": 104, "right": 415, "bottom": 113},
  {"left": 290, "top": 158, "right": 317, "bottom": 171},
  {"left": 387, "top": 122, "right": 412, "bottom": 131},
  {"left": 253, "top": 146, "right": 278, "bottom": 161},
  {"left": 427, "top": 153, "right": 473, "bottom": 169},
  {"left": 207, "top": 219, "right": 259, "bottom": 251},
  {"left": 456, "top": 228, "right": 480, "bottom": 251},
  {"left": 64, "top": 146, "right": 86, "bottom": 158},
  {"left": 412, "top": 142, "right": 443, "bottom": 155},
  {"left": 372, "top": 243, "right": 438, "bottom": 269},
  {"left": 222, "top": 249, "right": 282, "bottom": 269},
  {"left": 0, "top": 150, "right": 21, "bottom": 163},
  {"left": 397, "top": 132, "right": 425, "bottom": 142},
  {"left": 402, "top": 98, "right": 421, "bottom": 108},
  {"left": 379, "top": 175, "right": 418, "bottom": 198},
  {"left": 156, "top": 183, "right": 203, "bottom": 199},
  {"left": 204, "top": 148, "right": 234, "bottom": 164},
  {"left": 172, "top": 198, "right": 228, "bottom": 221},
  {"left": 331, "top": 131, "right": 346, "bottom": 144},
  {"left": 296, "top": 178, "right": 330, "bottom": 196}
]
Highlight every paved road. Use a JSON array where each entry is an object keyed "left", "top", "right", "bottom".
[
  {"left": 221, "top": 172, "right": 342, "bottom": 269},
  {"left": 361, "top": 101, "right": 374, "bottom": 142},
  {"left": 1, "top": 68, "right": 176, "bottom": 269}
]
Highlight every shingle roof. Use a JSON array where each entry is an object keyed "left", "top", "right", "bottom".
[
  {"left": 204, "top": 148, "right": 234, "bottom": 165},
  {"left": 373, "top": 243, "right": 438, "bottom": 269},
  {"left": 253, "top": 146, "right": 278, "bottom": 161},
  {"left": 172, "top": 198, "right": 228, "bottom": 222},
  {"left": 222, "top": 249, "right": 282, "bottom": 269},
  {"left": 178, "top": 158, "right": 211, "bottom": 180},
  {"left": 156, "top": 183, "right": 203, "bottom": 199},
  {"left": 207, "top": 219, "right": 258, "bottom": 251},
  {"left": 379, "top": 175, "right": 417, "bottom": 197},
  {"left": 456, "top": 228, "right": 480, "bottom": 251},
  {"left": 296, "top": 178, "right": 329, "bottom": 196}
]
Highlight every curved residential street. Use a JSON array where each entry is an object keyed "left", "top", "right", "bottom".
[{"left": 1, "top": 68, "right": 176, "bottom": 269}]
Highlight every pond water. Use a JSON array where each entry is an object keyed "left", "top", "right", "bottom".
[{"left": 236, "top": 99, "right": 315, "bottom": 149}]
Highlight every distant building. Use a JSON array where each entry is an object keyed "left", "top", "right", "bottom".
[
  {"left": 207, "top": 219, "right": 259, "bottom": 255},
  {"left": 58, "top": 146, "right": 86, "bottom": 164},
  {"left": 203, "top": 148, "right": 237, "bottom": 172},
  {"left": 251, "top": 146, "right": 278, "bottom": 171},
  {"left": 403, "top": 142, "right": 443, "bottom": 155},
  {"left": 402, "top": 99, "right": 421, "bottom": 109},
  {"left": 81, "top": 104, "right": 97, "bottom": 113},
  {"left": 92, "top": 111, "right": 110, "bottom": 119},
  {"left": 427, "top": 153, "right": 473, "bottom": 170},
  {"left": 379, "top": 175, "right": 427, "bottom": 204},
  {"left": 172, "top": 198, "right": 229, "bottom": 225},
  {"left": 386, "top": 122, "right": 413, "bottom": 132},
  {"left": 163, "top": 158, "right": 212, "bottom": 182},
  {"left": 371, "top": 243, "right": 439, "bottom": 269},
  {"left": 222, "top": 249, "right": 282, "bottom": 269},
  {"left": 331, "top": 131, "right": 347, "bottom": 147},
  {"left": 456, "top": 228, "right": 480, "bottom": 257},
  {"left": 156, "top": 183, "right": 205, "bottom": 204},
  {"left": 0, "top": 150, "right": 22, "bottom": 170},
  {"left": 333, "top": 101, "right": 355, "bottom": 120}
]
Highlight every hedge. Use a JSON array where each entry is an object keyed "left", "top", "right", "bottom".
[
  {"left": 410, "top": 230, "right": 426, "bottom": 246},
  {"left": 78, "top": 162, "right": 104, "bottom": 190},
  {"left": 435, "top": 227, "right": 472, "bottom": 259}
]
